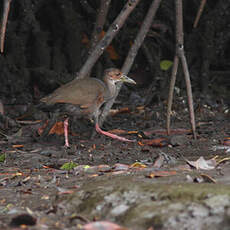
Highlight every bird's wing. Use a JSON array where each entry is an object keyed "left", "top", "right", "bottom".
[{"left": 41, "top": 78, "right": 107, "bottom": 107}]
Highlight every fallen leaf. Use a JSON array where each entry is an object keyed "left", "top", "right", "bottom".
[
  {"left": 147, "top": 170, "right": 177, "bottom": 178},
  {"left": 12, "top": 144, "right": 24, "bottom": 148},
  {"left": 216, "top": 157, "right": 230, "bottom": 166},
  {"left": 22, "top": 176, "right": 31, "bottom": 183},
  {"left": 110, "top": 107, "right": 130, "bottom": 116},
  {"left": 88, "top": 174, "right": 99, "bottom": 178},
  {"left": 186, "top": 156, "right": 217, "bottom": 170},
  {"left": 108, "top": 129, "right": 127, "bottom": 135},
  {"left": 141, "top": 138, "right": 169, "bottom": 147},
  {"left": 128, "top": 130, "right": 138, "bottom": 134},
  {"left": 49, "top": 121, "right": 64, "bottom": 135},
  {"left": 0, "top": 153, "right": 5, "bottom": 162},
  {"left": 138, "top": 141, "right": 145, "bottom": 146},
  {"left": 97, "top": 164, "right": 111, "bottom": 172},
  {"left": 60, "top": 161, "right": 78, "bottom": 170},
  {"left": 130, "top": 162, "right": 147, "bottom": 168},
  {"left": 136, "top": 106, "right": 145, "bottom": 110},
  {"left": 57, "top": 187, "right": 74, "bottom": 195},
  {"left": 38, "top": 121, "right": 65, "bottom": 136},
  {"left": 110, "top": 171, "right": 127, "bottom": 175},
  {"left": 113, "top": 163, "right": 129, "bottom": 171},
  {"left": 108, "top": 129, "right": 137, "bottom": 135}
]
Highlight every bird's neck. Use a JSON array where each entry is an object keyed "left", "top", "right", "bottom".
[{"left": 104, "top": 77, "right": 117, "bottom": 99}]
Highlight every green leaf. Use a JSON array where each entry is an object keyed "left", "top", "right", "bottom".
[
  {"left": 60, "top": 161, "right": 78, "bottom": 170},
  {"left": 160, "top": 60, "right": 173, "bottom": 71},
  {"left": 0, "top": 153, "right": 5, "bottom": 163},
  {"left": 83, "top": 165, "right": 91, "bottom": 169}
]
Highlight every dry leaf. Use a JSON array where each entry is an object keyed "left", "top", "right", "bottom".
[
  {"left": 130, "top": 162, "right": 147, "bottom": 168},
  {"left": 186, "top": 156, "right": 217, "bottom": 170},
  {"left": 147, "top": 170, "right": 177, "bottom": 178},
  {"left": 141, "top": 138, "right": 168, "bottom": 147}
]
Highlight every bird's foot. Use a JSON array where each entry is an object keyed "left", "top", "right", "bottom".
[{"left": 95, "top": 123, "right": 135, "bottom": 142}]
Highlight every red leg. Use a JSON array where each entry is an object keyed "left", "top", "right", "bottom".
[
  {"left": 64, "top": 118, "right": 70, "bottom": 147},
  {"left": 95, "top": 123, "right": 135, "bottom": 142}
]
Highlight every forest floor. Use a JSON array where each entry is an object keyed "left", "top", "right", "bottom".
[{"left": 0, "top": 98, "right": 230, "bottom": 230}]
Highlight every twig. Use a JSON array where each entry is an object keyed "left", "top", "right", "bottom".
[
  {"left": 16, "top": 120, "right": 42, "bottom": 125},
  {"left": 99, "top": 0, "right": 162, "bottom": 126},
  {"left": 87, "top": 0, "right": 111, "bottom": 77},
  {"left": 166, "top": 55, "right": 179, "bottom": 134},
  {"left": 167, "top": 0, "right": 196, "bottom": 139},
  {"left": 0, "top": 0, "right": 12, "bottom": 53},
  {"left": 193, "top": 0, "right": 207, "bottom": 28},
  {"left": 89, "top": 0, "right": 111, "bottom": 52},
  {"left": 122, "top": 0, "right": 161, "bottom": 73},
  {"left": 76, "top": 0, "right": 141, "bottom": 80}
]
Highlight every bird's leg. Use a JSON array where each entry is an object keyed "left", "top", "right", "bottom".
[
  {"left": 93, "top": 109, "right": 135, "bottom": 142},
  {"left": 95, "top": 123, "right": 135, "bottom": 142},
  {"left": 64, "top": 117, "right": 70, "bottom": 147}
]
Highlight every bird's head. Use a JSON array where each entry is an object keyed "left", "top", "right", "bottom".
[{"left": 104, "top": 68, "right": 136, "bottom": 85}]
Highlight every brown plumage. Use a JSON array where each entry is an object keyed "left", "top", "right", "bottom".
[{"left": 40, "top": 68, "right": 136, "bottom": 146}]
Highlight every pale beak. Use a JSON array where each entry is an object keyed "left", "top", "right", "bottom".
[{"left": 120, "top": 75, "right": 136, "bottom": 84}]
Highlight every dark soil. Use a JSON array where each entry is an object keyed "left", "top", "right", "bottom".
[{"left": 0, "top": 98, "right": 230, "bottom": 229}]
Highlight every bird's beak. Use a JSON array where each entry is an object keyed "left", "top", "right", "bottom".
[{"left": 120, "top": 75, "right": 136, "bottom": 84}]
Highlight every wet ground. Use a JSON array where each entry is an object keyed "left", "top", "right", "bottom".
[{"left": 0, "top": 99, "right": 230, "bottom": 230}]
